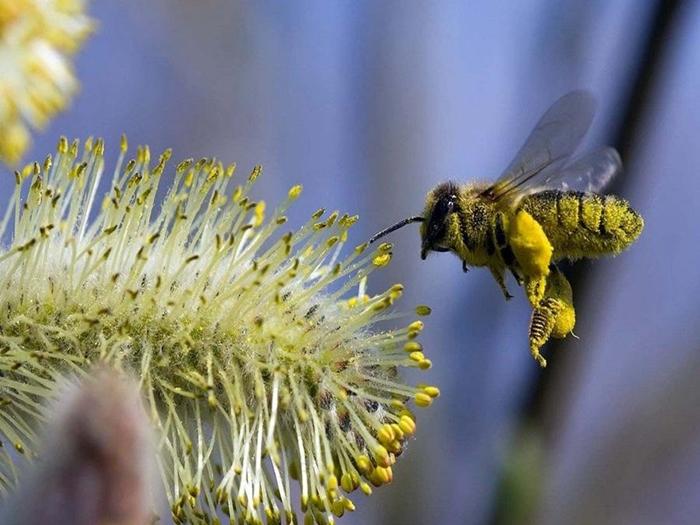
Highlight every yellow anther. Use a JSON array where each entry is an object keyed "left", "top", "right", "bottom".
[
  {"left": 254, "top": 201, "right": 266, "bottom": 227},
  {"left": 415, "top": 305, "right": 432, "bottom": 316},
  {"left": 408, "top": 320, "right": 424, "bottom": 332},
  {"left": 415, "top": 392, "right": 432, "bottom": 407},
  {"left": 340, "top": 472, "right": 356, "bottom": 493},
  {"left": 386, "top": 439, "right": 401, "bottom": 454},
  {"left": 419, "top": 358, "right": 432, "bottom": 370},
  {"left": 399, "top": 415, "right": 416, "bottom": 436},
  {"left": 326, "top": 474, "right": 338, "bottom": 492},
  {"left": 288, "top": 184, "right": 303, "bottom": 200},
  {"left": 372, "top": 253, "right": 392, "bottom": 267},
  {"left": 355, "top": 455, "right": 372, "bottom": 474},
  {"left": 372, "top": 444, "right": 390, "bottom": 467},
  {"left": 176, "top": 159, "right": 193, "bottom": 173},
  {"left": 377, "top": 242, "right": 392, "bottom": 253},
  {"left": 409, "top": 351, "right": 425, "bottom": 363},
  {"left": 404, "top": 341, "right": 422, "bottom": 353},
  {"left": 389, "top": 399, "right": 405, "bottom": 411},
  {"left": 327, "top": 211, "right": 339, "bottom": 226},
  {"left": 390, "top": 423, "right": 404, "bottom": 440},
  {"left": 340, "top": 214, "right": 359, "bottom": 227},
  {"left": 354, "top": 242, "right": 368, "bottom": 254},
  {"left": 369, "top": 466, "right": 392, "bottom": 486},
  {"left": 58, "top": 136, "right": 68, "bottom": 154},
  {"left": 360, "top": 482, "right": 372, "bottom": 496},
  {"left": 248, "top": 165, "right": 262, "bottom": 182},
  {"left": 377, "top": 424, "right": 395, "bottom": 445},
  {"left": 372, "top": 297, "right": 391, "bottom": 311},
  {"left": 423, "top": 386, "right": 441, "bottom": 398},
  {"left": 331, "top": 500, "right": 345, "bottom": 518}
]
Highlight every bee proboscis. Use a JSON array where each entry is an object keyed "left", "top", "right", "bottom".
[{"left": 370, "top": 91, "right": 644, "bottom": 367}]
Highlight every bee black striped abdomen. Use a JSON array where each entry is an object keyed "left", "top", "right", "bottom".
[{"left": 520, "top": 190, "right": 644, "bottom": 261}]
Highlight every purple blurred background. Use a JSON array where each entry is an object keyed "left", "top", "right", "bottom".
[{"left": 2, "top": 1, "right": 698, "bottom": 524}]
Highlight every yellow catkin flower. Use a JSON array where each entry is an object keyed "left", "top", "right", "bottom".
[
  {"left": 0, "top": 0, "right": 94, "bottom": 165},
  {"left": 0, "top": 137, "right": 437, "bottom": 524}
]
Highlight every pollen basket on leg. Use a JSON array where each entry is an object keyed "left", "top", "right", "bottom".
[{"left": 0, "top": 137, "right": 436, "bottom": 523}]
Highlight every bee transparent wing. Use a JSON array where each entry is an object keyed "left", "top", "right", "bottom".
[
  {"left": 483, "top": 90, "right": 597, "bottom": 203},
  {"left": 550, "top": 147, "right": 622, "bottom": 193}
]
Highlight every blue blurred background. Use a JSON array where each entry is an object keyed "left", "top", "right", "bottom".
[{"left": 3, "top": 1, "right": 699, "bottom": 523}]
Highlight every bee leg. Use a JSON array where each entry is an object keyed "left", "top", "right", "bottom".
[
  {"left": 525, "top": 275, "right": 547, "bottom": 307},
  {"left": 510, "top": 267, "right": 524, "bottom": 287},
  {"left": 490, "top": 266, "right": 513, "bottom": 300},
  {"left": 494, "top": 213, "right": 519, "bottom": 295},
  {"left": 528, "top": 269, "right": 576, "bottom": 368},
  {"left": 462, "top": 260, "right": 469, "bottom": 273},
  {"left": 528, "top": 297, "right": 562, "bottom": 368}
]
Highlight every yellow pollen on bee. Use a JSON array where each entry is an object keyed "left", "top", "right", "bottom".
[{"left": 508, "top": 210, "right": 553, "bottom": 279}]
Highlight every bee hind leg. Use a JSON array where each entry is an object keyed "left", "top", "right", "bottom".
[
  {"left": 462, "top": 260, "right": 469, "bottom": 273},
  {"left": 528, "top": 269, "right": 576, "bottom": 368},
  {"left": 528, "top": 298, "right": 562, "bottom": 368},
  {"left": 510, "top": 267, "right": 524, "bottom": 287},
  {"left": 489, "top": 266, "right": 513, "bottom": 300}
]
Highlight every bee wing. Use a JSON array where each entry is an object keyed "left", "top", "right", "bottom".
[
  {"left": 483, "top": 90, "right": 597, "bottom": 205},
  {"left": 549, "top": 147, "right": 622, "bottom": 193}
]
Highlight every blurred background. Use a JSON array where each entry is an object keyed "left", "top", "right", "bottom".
[{"left": 2, "top": 1, "right": 698, "bottom": 523}]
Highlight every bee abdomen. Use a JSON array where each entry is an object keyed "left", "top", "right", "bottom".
[{"left": 520, "top": 190, "right": 644, "bottom": 260}]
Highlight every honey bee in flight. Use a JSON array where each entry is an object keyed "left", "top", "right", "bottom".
[{"left": 369, "top": 91, "right": 644, "bottom": 367}]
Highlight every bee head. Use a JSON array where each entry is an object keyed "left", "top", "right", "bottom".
[
  {"left": 420, "top": 182, "right": 459, "bottom": 259},
  {"left": 367, "top": 182, "right": 460, "bottom": 254}
]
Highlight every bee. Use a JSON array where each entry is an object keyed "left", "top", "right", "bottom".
[{"left": 369, "top": 91, "right": 644, "bottom": 367}]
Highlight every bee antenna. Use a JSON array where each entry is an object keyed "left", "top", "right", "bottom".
[{"left": 369, "top": 216, "right": 425, "bottom": 244}]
